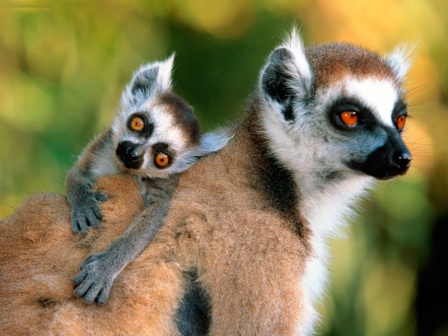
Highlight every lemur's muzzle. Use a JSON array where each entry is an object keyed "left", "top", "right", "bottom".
[
  {"left": 116, "top": 141, "right": 143, "bottom": 169},
  {"left": 350, "top": 133, "right": 412, "bottom": 180}
]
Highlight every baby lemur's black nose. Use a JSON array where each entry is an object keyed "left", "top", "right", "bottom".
[{"left": 116, "top": 141, "right": 143, "bottom": 169}]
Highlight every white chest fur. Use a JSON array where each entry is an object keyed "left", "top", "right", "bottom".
[{"left": 297, "top": 175, "right": 373, "bottom": 335}]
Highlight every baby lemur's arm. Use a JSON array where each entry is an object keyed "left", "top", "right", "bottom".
[
  {"left": 73, "top": 176, "right": 179, "bottom": 304},
  {"left": 66, "top": 129, "right": 117, "bottom": 233}
]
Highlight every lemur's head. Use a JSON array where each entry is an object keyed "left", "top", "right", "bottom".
[
  {"left": 112, "top": 55, "right": 228, "bottom": 178},
  {"left": 259, "top": 29, "right": 412, "bottom": 185}
]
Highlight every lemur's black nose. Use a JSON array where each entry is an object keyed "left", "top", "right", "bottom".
[
  {"left": 351, "top": 133, "right": 412, "bottom": 180},
  {"left": 116, "top": 141, "right": 143, "bottom": 169},
  {"left": 393, "top": 150, "right": 412, "bottom": 170}
]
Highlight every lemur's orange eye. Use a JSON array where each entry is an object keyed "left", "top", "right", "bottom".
[
  {"left": 154, "top": 152, "right": 171, "bottom": 169},
  {"left": 396, "top": 115, "right": 406, "bottom": 131},
  {"left": 130, "top": 116, "right": 145, "bottom": 131},
  {"left": 340, "top": 111, "right": 358, "bottom": 127}
]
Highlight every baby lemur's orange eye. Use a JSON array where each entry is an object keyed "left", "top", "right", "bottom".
[
  {"left": 396, "top": 115, "right": 406, "bottom": 131},
  {"left": 130, "top": 116, "right": 145, "bottom": 131},
  {"left": 340, "top": 111, "right": 358, "bottom": 127},
  {"left": 154, "top": 152, "right": 171, "bottom": 169}
]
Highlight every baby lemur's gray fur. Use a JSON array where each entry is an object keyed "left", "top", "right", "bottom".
[{"left": 66, "top": 56, "right": 228, "bottom": 304}]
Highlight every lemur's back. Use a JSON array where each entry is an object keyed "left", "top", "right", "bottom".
[
  {"left": 162, "top": 106, "right": 311, "bottom": 335},
  {"left": 157, "top": 30, "right": 411, "bottom": 335}
]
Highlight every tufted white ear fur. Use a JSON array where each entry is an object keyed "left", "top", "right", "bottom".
[
  {"left": 279, "top": 27, "right": 313, "bottom": 89},
  {"left": 120, "top": 54, "right": 175, "bottom": 110},
  {"left": 260, "top": 28, "right": 313, "bottom": 121},
  {"left": 384, "top": 44, "right": 414, "bottom": 82}
]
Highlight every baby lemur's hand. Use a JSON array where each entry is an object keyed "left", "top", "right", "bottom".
[
  {"left": 68, "top": 187, "right": 107, "bottom": 233},
  {"left": 73, "top": 250, "right": 118, "bottom": 304}
]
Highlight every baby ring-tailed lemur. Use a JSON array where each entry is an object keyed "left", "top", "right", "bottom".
[{"left": 66, "top": 55, "right": 228, "bottom": 304}]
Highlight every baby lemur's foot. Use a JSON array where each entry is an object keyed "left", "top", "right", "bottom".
[
  {"left": 70, "top": 190, "right": 108, "bottom": 233},
  {"left": 73, "top": 251, "right": 118, "bottom": 304}
]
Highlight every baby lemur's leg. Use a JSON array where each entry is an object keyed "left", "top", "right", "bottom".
[
  {"left": 66, "top": 129, "right": 115, "bottom": 232},
  {"left": 73, "top": 175, "right": 180, "bottom": 304}
]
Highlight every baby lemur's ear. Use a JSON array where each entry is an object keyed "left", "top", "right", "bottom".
[
  {"left": 169, "top": 130, "right": 231, "bottom": 174},
  {"left": 121, "top": 54, "right": 175, "bottom": 110},
  {"left": 260, "top": 28, "right": 313, "bottom": 121},
  {"left": 197, "top": 130, "right": 230, "bottom": 156}
]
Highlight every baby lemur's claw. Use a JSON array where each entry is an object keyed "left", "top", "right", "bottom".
[
  {"left": 73, "top": 251, "right": 116, "bottom": 305},
  {"left": 70, "top": 191, "right": 108, "bottom": 233},
  {"left": 94, "top": 190, "right": 108, "bottom": 203}
]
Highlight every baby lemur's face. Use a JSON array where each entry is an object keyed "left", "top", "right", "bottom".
[
  {"left": 109, "top": 56, "right": 224, "bottom": 179},
  {"left": 113, "top": 91, "right": 201, "bottom": 178}
]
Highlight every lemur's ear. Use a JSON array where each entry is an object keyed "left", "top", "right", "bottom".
[
  {"left": 384, "top": 44, "right": 413, "bottom": 82},
  {"left": 121, "top": 54, "right": 174, "bottom": 109},
  {"left": 261, "top": 28, "right": 313, "bottom": 121}
]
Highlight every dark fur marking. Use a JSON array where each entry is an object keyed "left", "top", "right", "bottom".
[
  {"left": 244, "top": 103, "right": 301, "bottom": 228},
  {"left": 37, "top": 297, "right": 57, "bottom": 308},
  {"left": 131, "top": 67, "right": 158, "bottom": 98},
  {"left": 158, "top": 92, "right": 201, "bottom": 145},
  {"left": 282, "top": 102, "right": 294, "bottom": 122},
  {"left": 262, "top": 48, "right": 296, "bottom": 122},
  {"left": 127, "top": 112, "right": 155, "bottom": 139},
  {"left": 258, "top": 144, "right": 298, "bottom": 217},
  {"left": 328, "top": 96, "right": 381, "bottom": 132},
  {"left": 243, "top": 98, "right": 306, "bottom": 236},
  {"left": 175, "top": 270, "right": 211, "bottom": 336}
]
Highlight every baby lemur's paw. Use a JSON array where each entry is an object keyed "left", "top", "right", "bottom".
[
  {"left": 70, "top": 190, "right": 108, "bottom": 233},
  {"left": 73, "top": 251, "right": 117, "bottom": 305}
]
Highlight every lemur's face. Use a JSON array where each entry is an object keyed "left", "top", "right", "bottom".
[
  {"left": 112, "top": 92, "right": 201, "bottom": 178},
  {"left": 260, "top": 35, "right": 412, "bottom": 182},
  {"left": 314, "top": 77, "right": 411, "bottom": 180}
]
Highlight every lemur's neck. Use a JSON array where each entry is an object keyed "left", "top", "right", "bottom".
[
  {"left": 246, "top": 95, "right": 374, "bottom": 237},
  {"left": 231, "top": 99, "right": 303, "bottom": 236},
  {"left": 244, "top": 108, "right": 298, "bottom": 214}
]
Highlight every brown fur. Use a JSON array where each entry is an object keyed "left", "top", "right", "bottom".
[
  {"left": 168, "top": 111, "right": 311, "bottom": 334},
  {"left": 306, "top": 43, "right": 397, "bottom": 87},
  {"left": 0, "top": 175, "right": 186, "bottom": 335},
  {"left": 0, "top": 101, "right": 311, "bottom": 335}
]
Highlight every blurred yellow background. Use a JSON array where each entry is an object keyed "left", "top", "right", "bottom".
[{"left": 1, "top": 0, "right": 447, "bottom": 335}]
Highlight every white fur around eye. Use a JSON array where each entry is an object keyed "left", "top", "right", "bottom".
[
  {"left": 149, "top": 105, "right": 187, "bottom": 153},
  {"left": 344, "top": 78, "right": 398, "bottom": 127}
]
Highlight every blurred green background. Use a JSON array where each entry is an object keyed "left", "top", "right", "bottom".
[{"left": 0, "top": 0, "right": 447, "bottom": 335}]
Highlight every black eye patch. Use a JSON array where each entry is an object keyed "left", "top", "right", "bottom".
[
  {"left": 127, "top": 112, "right": 154, "bottom": 138},
  {"left": 328, "top": 97, "right": 378, "bottom": 132},
  {"left": 152, "top": 142, "right": 175, "bottom": 169},
  {"left": 391, "top": 100, "right": 408, "bottom": 132}
]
